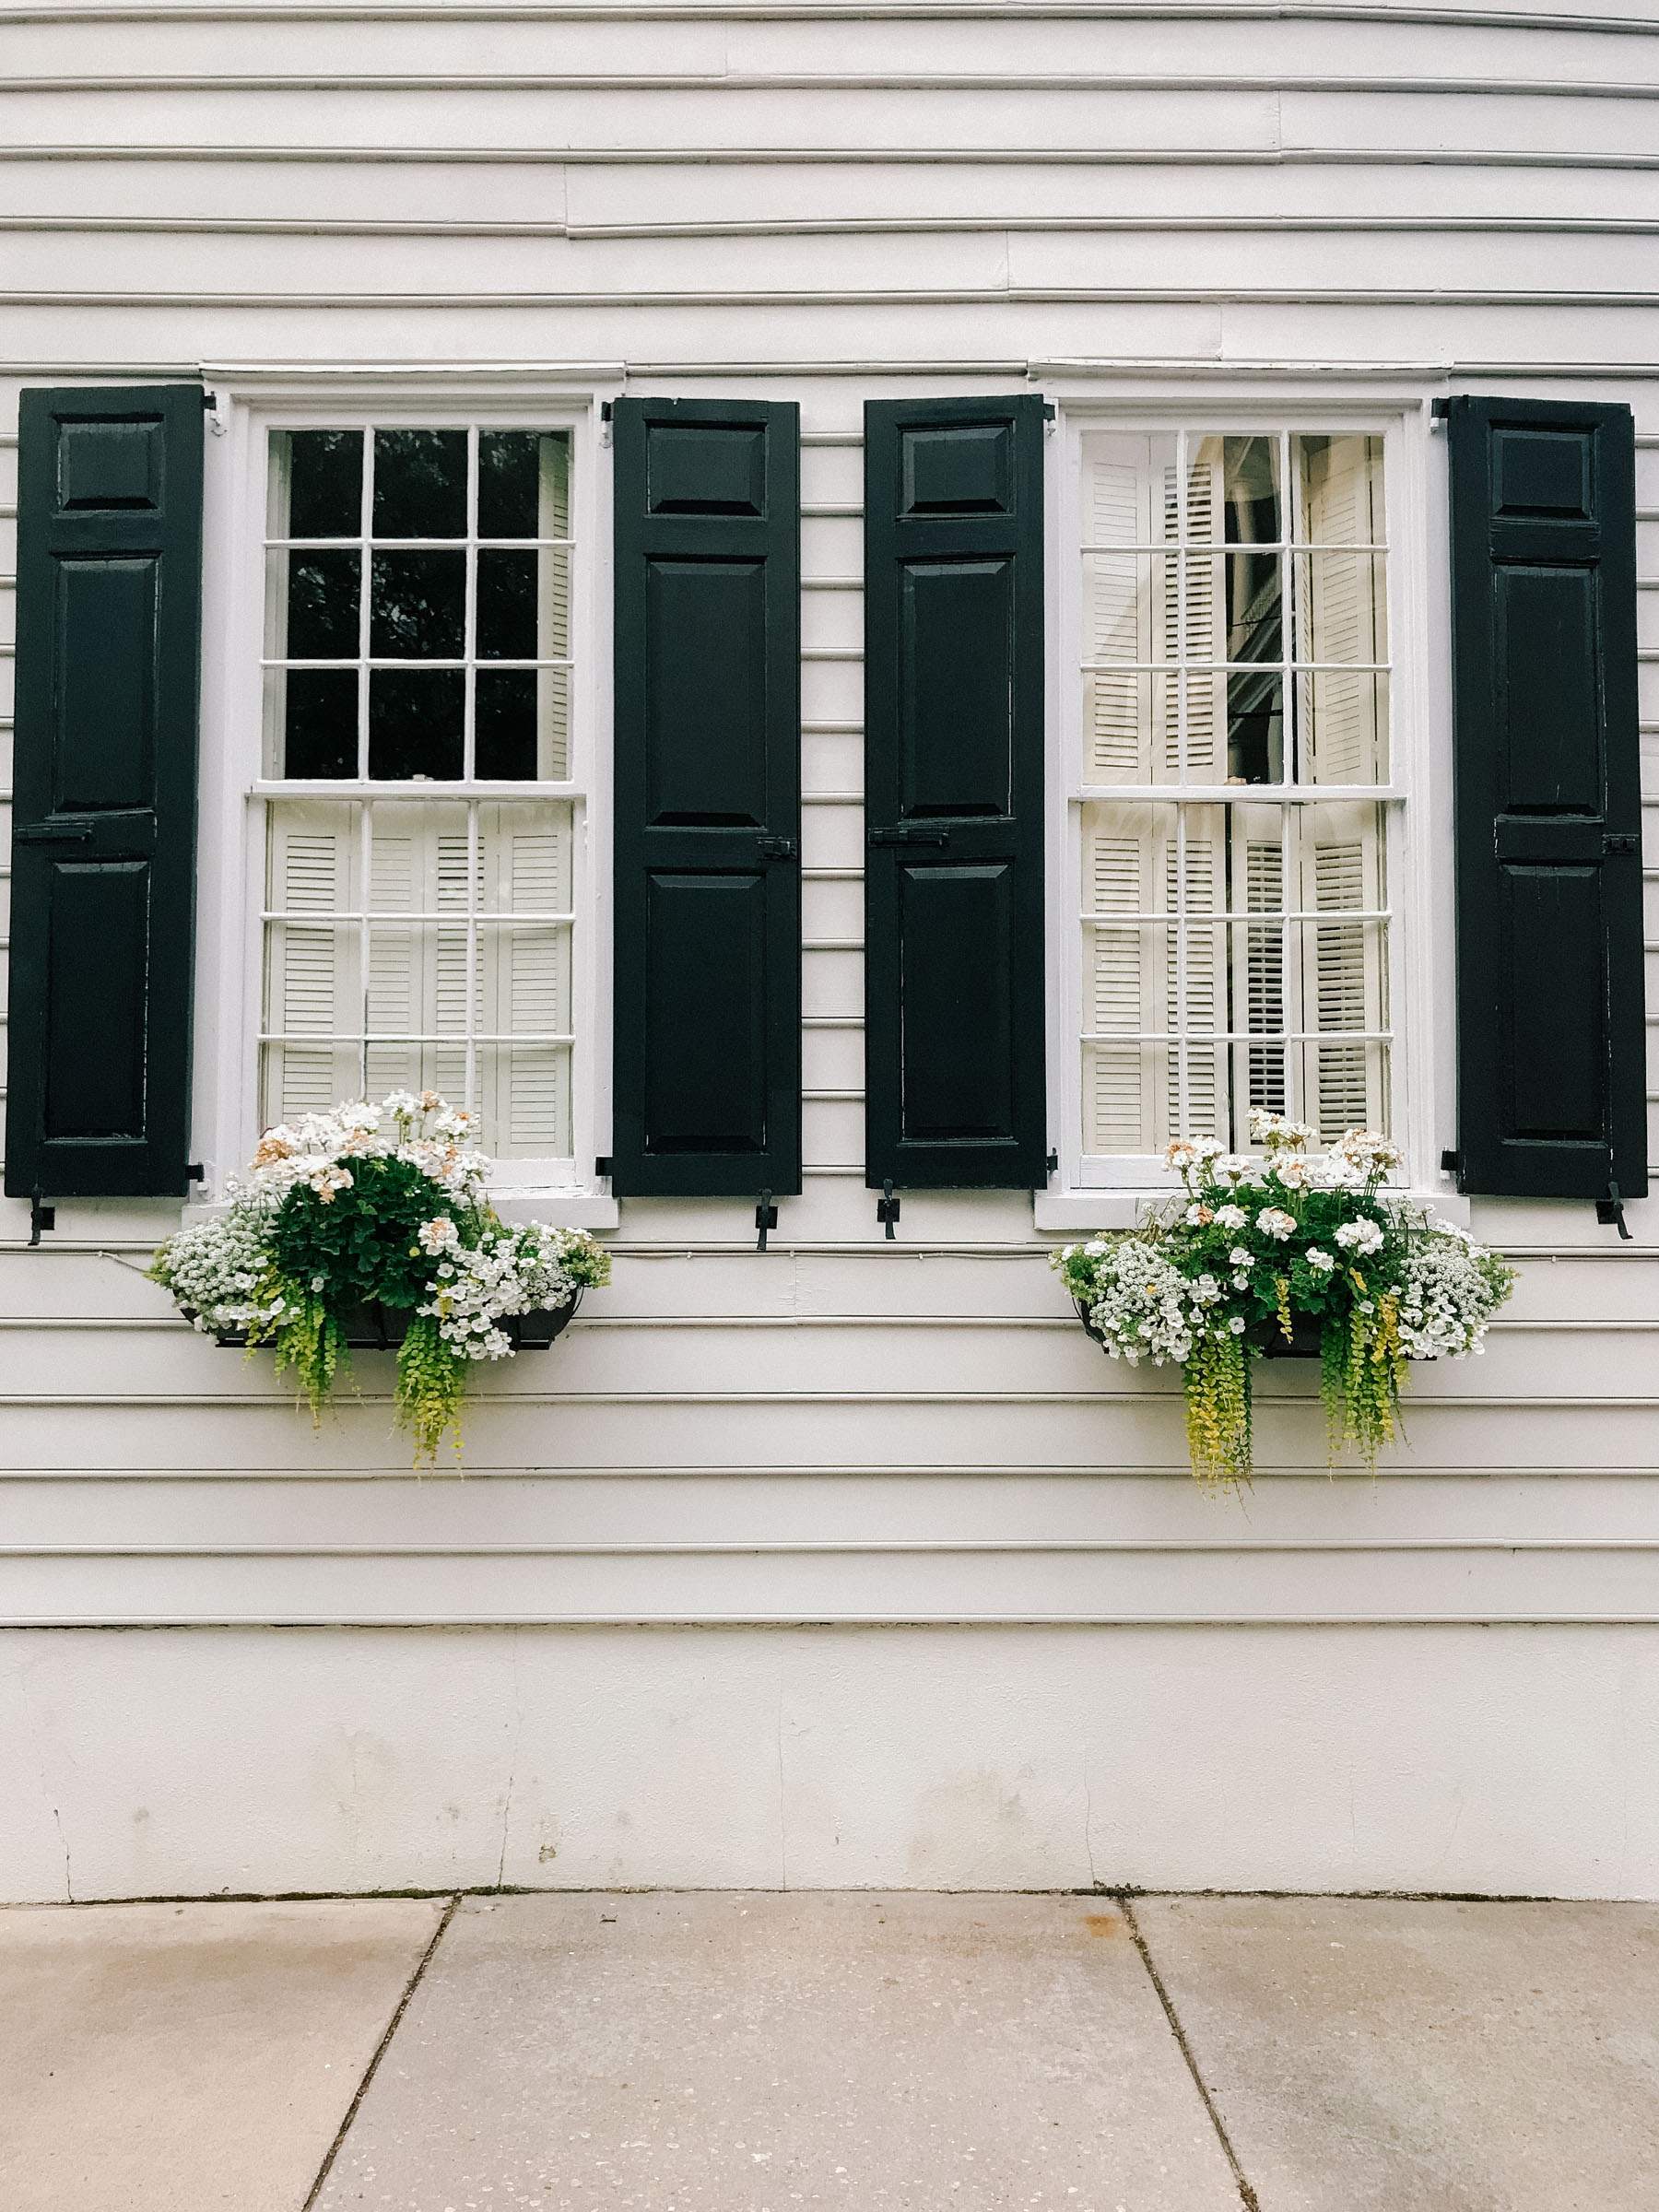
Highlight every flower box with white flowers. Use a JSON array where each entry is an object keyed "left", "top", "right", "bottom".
[
  {"left": 149, "top": 1093, "right": 610, "bottom": 1462},
  {"left": 1053, "top": 1112, "right": 1516, "bottom": 1488}
]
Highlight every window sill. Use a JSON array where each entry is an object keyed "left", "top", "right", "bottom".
[
  {"left": 492, "top": 1192, "right": 618, "bottom": 1232},
  {"left": 1032, "top": 1185, "right": 1471, "bottom": 1235}
]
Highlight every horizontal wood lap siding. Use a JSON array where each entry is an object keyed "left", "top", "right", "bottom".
[{"left": 0, "top": 0, "right": 1653, "bottom": 1645}]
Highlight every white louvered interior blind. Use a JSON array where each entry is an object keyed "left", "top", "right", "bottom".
[
  {"left": 258, "top": 426, "right": 578, "bottom": 1160},
  {"left": 1077, "top": 429, "right": 1394, "bottom": 1165}
]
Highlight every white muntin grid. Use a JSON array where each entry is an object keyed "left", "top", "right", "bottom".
[
  {"left": 1075, "top": 425, "right": 1398, "bottom": 1150},
  {"left": 255, "top": 424, "right": 578, "bottom": 1137}
]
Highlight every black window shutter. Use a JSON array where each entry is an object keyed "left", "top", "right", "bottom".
[
  {"left": 1447, "top": 394, "right": 1646, "bottom": 1203},
  {"left": 610, "top": 395, "right": 802, "bottom": 1197},
  {"left": 6, "top": 384, "right": 204, "bottom": 1200},
  {"left": 864, "top": 394, "right": 1046, "bottom": 1190}
]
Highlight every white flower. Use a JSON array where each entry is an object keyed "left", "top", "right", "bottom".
[
  {"left": 1305, "top": 1247, "right": 1335, "bottom": 1273},
  {"left": 1229, "top": 1247, "right": 1252, "bottom": 1267},
  {"left": 1229, "top": 1314, "right": 1246, "bottom": 1333},
  {"left": 1192, "top": 1135, "right": 1225, "bottom": 1161},
  {"left": 1256, "top": 1207, "right": 1297, "bottom": 1241},
  {"left": 1214, "top": 1205, "right": 1248, "bottom": 1231},
  {"left": 1185, "top": 1203, "right": 1214, "bottom": 1227},
  {"left": 418, "top": 1217, "right": 461, "bottom": 1256},
  {"left": 1083, "top": 1239, "right": 1107, "bottom": 1256},
  {"left": 1271, "top": 1155, "right": 1309, "bottom": 1190},
  {"left": 1335, "top": 1218, "right": 1384, "bottom": 1256}
]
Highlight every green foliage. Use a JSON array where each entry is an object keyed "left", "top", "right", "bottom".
[
  {"left": 271, "top": 1153, "right": 462, "bottom": 1313},
  {"left": 394, "top": 1312, "right": 472, "bottom": 1466}
]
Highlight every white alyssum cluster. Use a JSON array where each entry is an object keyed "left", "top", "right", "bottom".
[
  {"left": 156, "top": 1185, "right": 283, "bottom": 1336},
  {"left": 1395, "top": 1221, "right": 1507, "bottom": 1359},
  {"left": 1064, "top": 1239, "right": 1243, "bottom": 1367},
  {"left": 418, "top": 1224, "right": 592, "bottom": 1361}
]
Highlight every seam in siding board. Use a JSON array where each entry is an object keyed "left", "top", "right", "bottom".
[
  {"left": 18, "top": 216, "right": 1659, "bottom": 241},
  {"left": 15, "top": 288, "right": 1659, "bottom": 309},
  {"left": 6, "top": 3, "right": 1659, "bottom": 31},
  {"left": 9, "top": 72, "right": 1659, "bottom": 98},
  {"left": 20, "top": 146, "right": 1659, "bottom": 173}
]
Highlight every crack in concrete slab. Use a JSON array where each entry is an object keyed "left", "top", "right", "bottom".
[{"left": 1120, "top": 1894, "right": 1260, "bottom": 2212}]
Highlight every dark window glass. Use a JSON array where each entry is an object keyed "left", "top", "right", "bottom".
[
  {"left": 477, "top": 549, "right": 537, "bottom": 659},
  {"left": 371, "top": 550, "right": 465, "bottom": 658},
  {"left": 284, "top": 670, "right": 359, "bottom": 776},
  {"left": 478, "top": 431, "right": 543, "bottom": 538},
  {"left": 369, "top": 670, "right": 465, "bottom": 779},
  {"left": 284, "top": 550, "right": 360, "bottom": 658},
  {"left": 372, "top": 429, "right": 467, "bottom": 539},
  {"left": 287, "top": 430, "right": 363, "bottom": 538},
  {"left": 476, "top": 670, "right": 537, "bottom": 778}
]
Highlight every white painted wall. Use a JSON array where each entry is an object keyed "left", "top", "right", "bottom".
[{"left": 0, "top": 0, "right": 1657, "bottom": 1902}]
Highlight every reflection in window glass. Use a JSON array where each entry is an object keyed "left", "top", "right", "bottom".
[
  {"left": 1077, "top": 429, "right": 1393, "bottom": 1154},
  {"left": 264, "top": 428, "right": 571, "bottom": 781}
]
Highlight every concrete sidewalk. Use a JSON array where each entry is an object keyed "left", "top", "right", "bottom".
[{"left": 3, "top": 1893, "right": 1655, "bottom": 2212}]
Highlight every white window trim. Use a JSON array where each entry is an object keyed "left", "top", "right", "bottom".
[
  {"left": 191, "top": 375, "right": 621, "bottom": 1229},
  {"left": 1033, "top": 391, "right": 1466, "bottom": 1233}
]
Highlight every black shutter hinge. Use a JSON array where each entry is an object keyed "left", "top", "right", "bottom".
[
  {"left": 877, "top": 1179, "right": 900, "bottom": 1240},
  {"left": 1603, "top": 832, "right": 1640, "bottom": 856},
  {"left": 594, "top": 1155, "right": 613, "bottom": 1178},
  {"left": 1430, "top": 397, "right": 1452, "bottom": 422},
  {"left": 1597, "top": 1181, "right": 1633, "bottom": 1241},
  {"left": 1440, "top": 1149, "right": 1461, "bottom": 1174},
  {"left": 185, "top": 1162, "right": 205, "bottom": 1182},
  {"left": 755, "top": 1189, "right": 778, "bottom": 1252},
  {"left": 756, "top": 835, "right": 797, "bottom": 860},
  {"left": 28, "top": 1187, "right": 54, "bottom": 1247},
  {"left": 1045, "top": 1148, "right": 1059, "bottom": 1177},
  {"left": 599, "top": 399, "right": 613, "bottom": 449},
  {"left": 600, "top": 401, "right": 613, "bottom": 419}
]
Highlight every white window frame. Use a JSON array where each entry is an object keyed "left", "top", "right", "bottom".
[
  {"left": 191, "top": 376, "right": 619, "bottom": 1228},
  {"left": 1035, "top": 392, "right": 1463, "bottom": 1234}
]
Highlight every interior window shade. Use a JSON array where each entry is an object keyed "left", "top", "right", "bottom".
[
  {"left": 609, "top": 396, "right": 802, "bottom": 1198},
  {"left": 261, "top": 799, "right": 574, "bottom": 1158},
  {"left": 1446, "top": 395, "right": 1645, "bottom": 1202},
  {"left": 864, "top": 395, "right": 1047, "bottom": 1190},
  {"left": 6, "top": 384, "right": 204, "bottom": 1198}
]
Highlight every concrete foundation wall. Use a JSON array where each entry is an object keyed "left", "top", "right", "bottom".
[{"left": 6, "top": 1624, "right": 1658, "bottom": 1904}]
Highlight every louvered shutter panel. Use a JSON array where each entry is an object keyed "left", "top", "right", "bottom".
[
  {"left": 864, "top": 395, "right": 1046, "bottom": 1189},
  {"left": 611, "top": 397, "right": 802, "bottom": 1196},
  {"left": 1447, "top": 396, "right": 1645, "bottom": 1201},
  {"left": 6, "top": 385, "right": 204, "bottom": 1197}
]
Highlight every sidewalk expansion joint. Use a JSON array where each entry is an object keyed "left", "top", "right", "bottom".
[
  {"left": 301, "top": 1891, "right": 460, "bottom": 2212},
  {"left": 1118, "top": 1895, "right": 1261, "bottom": 2212}
]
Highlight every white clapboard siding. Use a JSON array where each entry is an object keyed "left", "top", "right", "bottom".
[{"left": 0, "top": 0, "right": 1656, "bottom": 1898}]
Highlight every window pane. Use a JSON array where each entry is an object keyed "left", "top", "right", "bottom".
[
  {"left": 272, "top": 429, "right": 362, "bottom": 539},
  {"left": 1219, "top": 436, "right": 1282, "bottom": 547},
  {"left": 269, "top": 548, "right": 360, "bottom": 659},
  {"left": 1300, "top": 435, "right": 1385, "bottom": 547},
  {"left": 478, "top": 430, "right": 548, "bottom": 538},
  {"left": 475, "top": 670, "right": 535, "bottom": 779},
  {"left": 477, "top": 548, "right": 537, "bottom": 659},
  {"left": 266, "top": 668, "right": 358, "bottom": 778},
  {"left": 369, "top": 669, "right": 464, "bottom": 779},
  {"left": 372, "top": 429, "right": 466, "bottom": 538},
  {"left": 370, "top": 550, "right": 465, "bottom": 659},
  {"left": 262, "top": 800, "right": 365, "bottom": 1122}
]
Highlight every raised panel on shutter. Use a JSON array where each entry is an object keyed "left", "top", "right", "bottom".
[
  {"left": 865, "top": 396, "right": 1046, "bottom": 1190},
  {"left": 611, "top": 397, "right": 801, "bottom": 1197},
  {"left": 1447, "top": 395, "right": 1644, "bottom": 1202},
  {"left": 6, "top": 385, "right": 203, "bottom": 1198}
]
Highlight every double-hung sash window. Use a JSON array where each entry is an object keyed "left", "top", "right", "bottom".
[
  {"left": 257, "top": 424, "right": 582, "bottom": 1171},
  {"left": 1073, "top": 427, "right": 1398, "bottom": 1178}
]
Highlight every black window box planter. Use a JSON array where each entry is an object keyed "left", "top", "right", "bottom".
[
  {"left": 200, "top": 1292, "right": 582, "bottom": 1352},
  {"left": 1073, "top": 1296, "right": 1321, "bottom": 1359}
]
